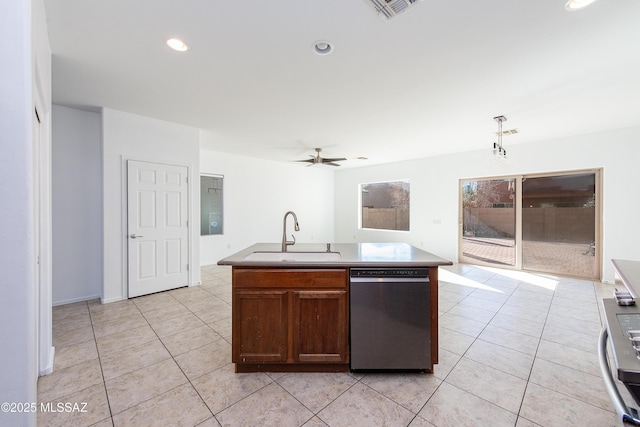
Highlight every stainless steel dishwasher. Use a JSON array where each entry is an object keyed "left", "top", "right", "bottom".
[{"left": 350, "top": 267, "right": 430, "bottom": 371}]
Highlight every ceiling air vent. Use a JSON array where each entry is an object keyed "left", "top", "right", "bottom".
[
  {"left": 496, "top": 128, "right": 520, "bottom": 136},
  {"left": 365, "top": 0, "right": 423, "bottom": 21}
]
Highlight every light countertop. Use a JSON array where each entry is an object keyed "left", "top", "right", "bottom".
[
  {"left": 612, "top": 259, "right": 640, "bottom": 298},
  {"left": 217, "top": 242, "right": 453, "bottom": 268}
]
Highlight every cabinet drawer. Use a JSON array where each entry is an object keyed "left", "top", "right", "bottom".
[{"left": 233, "top": 268, "right": 347, "bottom": 289}]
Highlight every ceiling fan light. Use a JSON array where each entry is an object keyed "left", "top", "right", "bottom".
[{"left": 564, "top": 0, "right": 598, "bottom": 11}]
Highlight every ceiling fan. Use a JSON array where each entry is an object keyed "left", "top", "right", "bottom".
[{"left": 294, "top": 148, "right": 347, "bottom": 167}]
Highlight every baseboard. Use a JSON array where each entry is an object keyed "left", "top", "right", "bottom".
[
  {"left": 101, "top": 295, "right": 126, "bottom": 304},
  {"left": 39, "top": 346, "right": 55, "bottom": 376},
  {"left": 52, "top": 294, "right": 102, "bottom": 307}
]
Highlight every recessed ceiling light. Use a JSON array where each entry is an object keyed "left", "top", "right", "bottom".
[
  {"left": 312, "top": 40, "right": 333, "bottom": 56},
  {"left": 166, "top": 38, "right": 188, "bottom": 52},
  {"left": 564, "top": 0, "right": 599, "bottom": 11}
]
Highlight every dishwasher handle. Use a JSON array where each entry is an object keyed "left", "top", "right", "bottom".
[{"left": 598, "top": 326, "right": 640, "bottom": 426}]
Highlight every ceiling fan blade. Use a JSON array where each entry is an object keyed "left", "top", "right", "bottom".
[{"left": 292, "top": 148, "right": 348, "bottom": 167}]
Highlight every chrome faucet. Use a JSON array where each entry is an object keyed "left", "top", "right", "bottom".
[{"left": 281, "top": 211, "right": 300, "bottom": 252}]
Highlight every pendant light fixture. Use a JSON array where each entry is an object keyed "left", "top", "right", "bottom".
[{"left": 492, "top": 115, "right": 507, "bottom": 158}]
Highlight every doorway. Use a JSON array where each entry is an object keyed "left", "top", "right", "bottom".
[
  {"left": 127, "top": 160, "right": 190, "bottom": 297},
  {"left": 460, "top": 169, "right": 600, "bottom": 279}
]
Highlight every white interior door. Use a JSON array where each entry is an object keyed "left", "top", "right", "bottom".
[{"left": 127, "top": 160, "right": 189, "bottom": 298}]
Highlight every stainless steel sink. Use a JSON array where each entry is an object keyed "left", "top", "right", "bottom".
[{"left": 243, "top": 251, "right": 342, "bottom": 262}]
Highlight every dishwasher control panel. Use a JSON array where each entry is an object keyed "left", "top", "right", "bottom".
[{"left": 350, "top": 268, "right": 429, "bottom": 278}]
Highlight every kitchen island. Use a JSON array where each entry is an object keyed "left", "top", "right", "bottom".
[{"left": 218, "top": 242, "right": 452, "bottom": 373}]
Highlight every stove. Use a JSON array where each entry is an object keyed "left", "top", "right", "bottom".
[{"left": 600, "top": 260, "right": 640, "bottom": 426}]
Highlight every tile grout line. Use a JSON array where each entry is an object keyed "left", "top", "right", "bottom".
[
  {"left": 438, "top": 275, "right": 523, "bottom": 424},
  {"left": 518, "top": 279, "right": 618, "bottom": 419},
  {"left": 87, "top": 299, "right": 116, "bottom": 426},
  {"left": 437, "top": 270, "right": 587, "bottom": 425},
  {"left": 129, "top": 287, "right": 233, "bottom": 425},
  {"left": 511, "top": 276, "right": 555, "bottom": 426},
  {"left": 134, "top": 292, "right": 222, "bottom": 426},
  {"left": 412, "top": 273, "right": 521, "bottom": 426}
]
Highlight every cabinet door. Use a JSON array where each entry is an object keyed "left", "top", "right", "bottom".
[
  {"left": 292, "top": 290, "right": 348, "bottom": 363},
  {"left": 233, "top": 290, "right": 288, "bottom": 363}
]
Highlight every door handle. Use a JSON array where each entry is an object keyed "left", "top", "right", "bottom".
[{"left": 129, "top": 234, "right": 144, "bottom": 239}]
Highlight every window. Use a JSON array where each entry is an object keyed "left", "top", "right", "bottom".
[
  {"left": 200, "top": 174, "right": 223, "bottom": 235},
  {"left": 361, "top": 180, "right": 410, "bottom": 231}
]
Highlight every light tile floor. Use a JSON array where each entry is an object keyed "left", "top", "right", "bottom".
[{"left": 39, "top": 264, "right": 624, "bottom": 426}]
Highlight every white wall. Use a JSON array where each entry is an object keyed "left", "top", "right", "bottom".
[
  {"left": 0, "top": 2, "right": 36, "bottom": 424},
  {"left": 0, "top": 0, "right": 51, "bottom": 424},
  {"left": 335, "top": 126, "right": 640, "bottom": 283},
  {"left": 52, "top": 105, "right": 102, "bottom": 305},
  {"left": 199, "top": 135, "right": 336, "bottom": 266},
  {"left": 102, "top": 109, "right": 200, "bottom": 302}
]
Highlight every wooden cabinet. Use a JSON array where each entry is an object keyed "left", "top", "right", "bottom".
[
  {"left": 293, "top": 290, "right": 347, "bottom": 363},
  {"left": 232, "top": 268, "right": 348, "bottom": 372},
  {"left": 234, "top": 290, "right": 288, "bottom": 363}
]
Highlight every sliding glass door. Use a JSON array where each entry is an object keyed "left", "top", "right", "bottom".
[
  {"left": 460, "top": 170, "right": 600, "bottom": 279},
  {"left": 461, "top": 178, "right": 517, "bottom": 267},
  {"left": 522, "top": 173, "right": 597, "bottom": 278}
]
